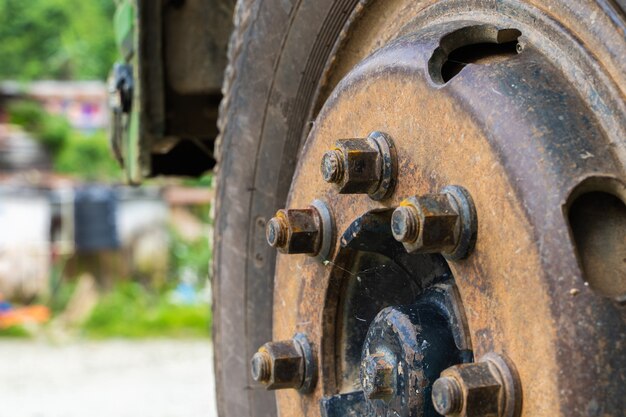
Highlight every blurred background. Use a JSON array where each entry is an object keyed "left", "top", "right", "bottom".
[{"left": 0, "top": 1, "right": 215, "bottom": 416}]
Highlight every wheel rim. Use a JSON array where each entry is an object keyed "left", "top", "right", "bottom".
[{"left": 258, "top": 1, "right": 626, "bottom": 416}]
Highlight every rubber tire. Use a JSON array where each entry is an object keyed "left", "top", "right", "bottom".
[{"left": 213, "top": 1, "right": 361, "bottom": 416}]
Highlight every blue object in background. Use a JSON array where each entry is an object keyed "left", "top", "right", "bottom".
[
  {"left": 74, "top": 186, "right": 120, "bottom": 252},
  {"left": 170, "top": 283, "right": 198, "bottom": 305},
  {"left": 0, "top": 301, "right": 12, "bottom": 312}
]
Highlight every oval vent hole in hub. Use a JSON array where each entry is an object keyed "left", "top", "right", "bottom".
[
  {"left": 428, "top": 25, "right": 522, "bottom": 85},
  {"left": 567, "top": 180, "right": 626, "bottom": 304}
]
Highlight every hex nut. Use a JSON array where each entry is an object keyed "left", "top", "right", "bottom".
[
  {"left": 321, "top": 132, "right": 397, "bottom": 200},
  {"left": 253, "top": 340, "right": 304, "bottom": 390},
  {"left": 394, "top": 193, "right": 460, "bottom": 253},
  {"left": 393, "top": 185, "right": 477, "bottom": 259},
  {"left": 266, "top": 207, "right": 321, "bottom": 254},
  {"left": 251, "top": 334, "right": 317, "bottom": 393},
  {"left": 440, "top": 362, "right": 501, "bottom": 416},
  {"left": 432, "top": 353, "right": 521, "bottom": 417},
  {"left": 327, "top": 138, "right": 380, "bottom": 193}
]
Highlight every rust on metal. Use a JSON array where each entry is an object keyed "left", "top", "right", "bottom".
[
  {"left": 433, "top": 353, "right": 522, "bottom": 417},
  {"left": 266, "top": 207, "right": 322, "bottom": 254},
  {"left": 320, "top": 131, "right": 397, "bottom": 200},
  {"left": 269, "top": 1, "right": 626, "bottom": 416}
]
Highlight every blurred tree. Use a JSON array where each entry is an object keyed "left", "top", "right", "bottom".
[
  {"left": 55, "top": 131, "right": 121, "bottom": 181},
  {"left": 8, "top": 100, "right": 121, "bottom": 181},
  {"left": 0, "top": 0, "right": 117, "bottom": 81},
  {"left": 8, "top": 100, "right": 70, "bottom": 154}
]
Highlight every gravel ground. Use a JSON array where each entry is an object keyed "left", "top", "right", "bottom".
[{"left": 0, "top": 339, "right": 217, "bottom": 417}]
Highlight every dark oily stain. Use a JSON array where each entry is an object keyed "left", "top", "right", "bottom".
[
  {"left": 360, "top": 296, "right": 465, "bottom": 417},
  {"left": 320, "top": 391, "right": 370, "bottom": 417},
  {"left": 340, "top": 208, "right": 404, "bottom": 257},
  {"left": 333, "top": 246, "right": 453, "bottom": 393}
]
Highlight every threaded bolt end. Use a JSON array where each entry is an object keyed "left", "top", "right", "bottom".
[
  {"left": 321, "top": 150, "right": 344, "bottom": 183},
  {"left": 251, "top": 351, "right": 272, "bottom": 383},
  {"left": 266, "top": 216, "right": 287, "bottom": 248},
  {"left": 432, "top": 377, "right": 463, "bottom": 415},
  {"left": 391, "top": 205, "right": 419, "bottom": 243}
]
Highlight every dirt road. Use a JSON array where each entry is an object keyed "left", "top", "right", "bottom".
[{"left": 0, "top": 339, "right": 217, "bottom": 417}]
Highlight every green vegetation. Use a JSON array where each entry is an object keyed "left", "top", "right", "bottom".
[
  {"left": 170, "top": 230, "right": 212, "bottom": 282},
  {"left": 8, "top": 100, "right": 121, "bottom": 181},
  {"left": 82, "top": 282, "right": 210, "bottom": 339},
  {"left": 0, "top": 0, "right": 117, "bottom": 81},
  {"left": 0, "top": 0, "right": 215, "bottom": 341},
  {"left": 55, "top": 131, "right": 121, "bottom": 181},
  {"left": 0, "top": 325, "right": 31, "bottom": 338},
  {"left": 82, "top": 226, "right": 212, "bottom": 339},
  {"left": 1, "top": 0, "right": 121, "bottom": 180},
  {"left": 183, "top": 174, "right": 214, "bottom": 189},
  {"left": 7, "top": 100, "right": 71, "bottom": 154}
]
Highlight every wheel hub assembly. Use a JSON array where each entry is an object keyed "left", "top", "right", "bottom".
[{"left": 248, "top": 2, "right": 626, "bottom": 416}]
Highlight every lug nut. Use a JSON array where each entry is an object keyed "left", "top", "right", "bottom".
[
  {"left": 360, "top": 352, "right": 396, "bottom": 401},
  {"left": 431, "top": 353, "right": 521, "bottom": 417},
  {"left": 320, "top": 131, "right": 397, "bottom": 200},
  {"left": 391, "top": 185, "right": 477, "bottom": 260},
  {"left": 266, "top": 200, "right": 335, "bottom": 261},
  {"left": 251, "top": 333, "right": 317, "bottom": 393},
  {"left": 266, "top": 207, "right": 321, "bottom": 254}
]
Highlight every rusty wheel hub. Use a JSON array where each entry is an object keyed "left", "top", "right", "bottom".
[{"left": 251, "top": 1, "right": 626, "bottom": 416}]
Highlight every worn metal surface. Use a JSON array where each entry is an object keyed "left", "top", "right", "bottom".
[
  {"left": 252, "top": 339, "right": 305, "bottom": 390},
  {"left": 252, "top": 334, "right": 318, "bottom": 393},
  {"left": 391, "top": 186, "right": 477, "bottom": 259},
  {"left": 359, "top": 293, "right": 467, "bottom": 416},
  {"left": 267, "top": 207, "right": 322, "bottom": 254},
  {"left": 433, "top": 353, "right": 521, "bottom": 417},
  {"left": 266, "top": 201, "right": 336, "bottom": 259},
  {"left": 270, "top": 1, "right": 626, "bottom": 416},
  {"left": 315, "top": 282, "right": 473, "bottom": 417},
  {"left": 321, "top": 132, "right": 398, "bottom": 200},
  {"left": 320, "top": 391, "right": 369, "bottom": 417}
]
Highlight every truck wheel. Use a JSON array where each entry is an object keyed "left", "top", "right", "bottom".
[{"left": 213, "top": 1, "right": 626, "bottom": 417}]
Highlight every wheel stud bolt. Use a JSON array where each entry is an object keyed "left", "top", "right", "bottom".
[
  {"left": 320, "top": 131, "right": 397, "bottom": 200},
  {"left": 266, "top": 200, "right": 335, "bottom": 260},
  {"left": 321, "top": 149, "right": 345, "bottom": 183},
  {"left": 251, "top": 334, "right": 317, "bottom": 392},
  {"left": 391, "top": 205, "right": 420, "bottom": 243},
  {"left": 266, "top": 207, "right": 321, "bottom": 254},
  {"left": 266, "top": 216, "right": 288, "bottom": 248},
  {"left": 391, "top": 185, "right": 477, "bottom": 260},
  {"left": 431, "top": 353, "right": 521, "bottom": 417},
  {"left": 432, "top": 376, "right": 463, "bottom": 415},
  {"left": 251, "top": 351, "right": 272, "bottom": 383}
]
